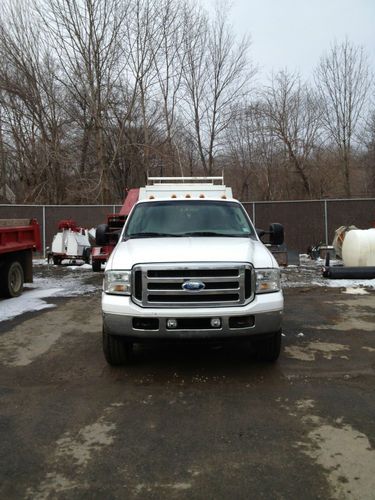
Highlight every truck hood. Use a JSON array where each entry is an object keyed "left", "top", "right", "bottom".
[{"left": 107, "top": 237, "right": 277, "bottom": 270}]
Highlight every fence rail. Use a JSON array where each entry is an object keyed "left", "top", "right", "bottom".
[{"left": 1, "top": 199, "right": 374, "bottom": 255}]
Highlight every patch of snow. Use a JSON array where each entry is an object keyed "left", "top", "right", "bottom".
[
  {"left": 324, "top": 279, "right": 375, "bottom": 289},
  {"left": 282, "top": 261, "right": 375, "bottom": 290},
  {"left": 67, "top": 264, "right": 92, "bottom": 270},
  {"left": 0, "top": 288, "right": 61, "bottom": 322},
  {"left": 342, "top": 287, "right": 369, "bottom": 295},
  {"left": 0, "top": 274, "right": 97, "bottom": 322}
]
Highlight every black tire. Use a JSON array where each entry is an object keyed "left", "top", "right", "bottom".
[
  {"left": 92, "top": 259, "right": 102, "bottom": 272},
  {"left": 82, "top": 246, "right": 92, "bottom": 264},
  {"left": 254, "top": 330, "right": 282, "bottom": 362},
  {"left": 0, "top": 261, "right": 24, "bottom": 298},
  {"left": 102, "top": 327, "right": 133, "bottom": 366},
  {"left": 96, "top": 224, "right": 109, "bottom": 246},
  {"left": 53, "top": 255, "right": 61, "bottom": 265}
]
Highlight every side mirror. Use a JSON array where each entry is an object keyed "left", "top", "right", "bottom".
[
  {"left": 256, "top": 228, "right": 266, "bottom": 238},
  {"left": 269, "top": 223, "right": 284, "bottom": 246}
]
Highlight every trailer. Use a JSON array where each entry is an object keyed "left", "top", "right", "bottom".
[
  {"left": 50, "top": 219, "right": 92, "bottom": 265},
  {"left": 0, "top": 218, "right": 41, "bottom": 297}
]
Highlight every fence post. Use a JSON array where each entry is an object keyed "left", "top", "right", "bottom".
[
  {"left": 252, "top": 202, "right": 256, "bottom": 225},
  {"left": 324, "top": 200, "right": 328, "bottom": 245},
  {"left": 43, "top": 205, "right": 46, "bottom": 258}
]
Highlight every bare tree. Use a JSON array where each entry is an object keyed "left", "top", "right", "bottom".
[
  {"left": 182, "top": 3, "right": 254, "bottom": 175},
  {"left": 0, "top": 0, "right": 68, "bottom": 203},
  {"left": 150, "top": 0, "right": 187, "bottom": 174},
  {"left": 262, "top": 70, "right": 322, "bottom": 197},
  {"left": 226, "top": 102, "right": 284, "bottom": 200},
  {"left": 315, "top": 39, "right": 371, "bottom": 197},
  {"left": 38, "top": 0, "right": 129, "bottom": 203}
]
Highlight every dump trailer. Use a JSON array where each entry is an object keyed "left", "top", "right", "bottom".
[{"left": 0, "top": 218, "right": 41, "bottom": 297}]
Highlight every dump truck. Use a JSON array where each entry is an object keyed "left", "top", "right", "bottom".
[{"left": 0, "top": 218, "right": 41, "bottom": 297}]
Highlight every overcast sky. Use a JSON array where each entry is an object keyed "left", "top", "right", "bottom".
[{"left": 200, "top": 0, "right": 375, "bottom": 83}]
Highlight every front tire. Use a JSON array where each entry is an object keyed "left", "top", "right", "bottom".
[
  {"left": 103, "top": 327, "right": 133, "bottom": 365},
  {"left": 0, "top": 261, "right": 24, "bottom": 298},
  {"left": 254, "top": 330, "right": 282, "bottom": 362}
]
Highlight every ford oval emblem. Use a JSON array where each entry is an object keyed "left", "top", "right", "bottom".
[{"left": 182, "top": 280, "right": 206, "bottom": 292}]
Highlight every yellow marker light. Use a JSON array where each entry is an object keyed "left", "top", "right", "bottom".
[
  {"left": 149, "top": 195, "right": 155, "bottom": 199},
  {"left": 171, "top": 194, "right": 177, "bottom": 198},
  {"left": 199, "top": 194, "right": 205, "bottom": 198},
  {"left": 185, "top": 194, "right": 191, "bottom": 198}
]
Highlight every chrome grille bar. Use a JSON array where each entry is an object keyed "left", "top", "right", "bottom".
[{"left": 132, "top": 263, "right": 254, "bottom": 308}]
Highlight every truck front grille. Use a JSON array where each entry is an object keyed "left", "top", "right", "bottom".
[{"left": 132, "top": 263, "right": 254, "bottom": 308}]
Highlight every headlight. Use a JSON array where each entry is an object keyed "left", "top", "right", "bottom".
[
  {"left": 104, "top": 270, "right": 131, "bottom": 295},
  {"left": 255, "top": 269, "right": 280, "bottom": 294}
]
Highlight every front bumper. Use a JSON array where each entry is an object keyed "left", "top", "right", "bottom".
[{"left": 102, "top": 292, "right": 283, "bottom": 340}]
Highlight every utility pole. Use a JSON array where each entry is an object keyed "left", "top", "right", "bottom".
[{"left": 0, "top": 104, "right": 6, "bottom": 201}]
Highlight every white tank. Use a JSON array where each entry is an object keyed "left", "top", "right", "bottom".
[{"left": 342, "top": 229, "right": 375, "bottom": 267}]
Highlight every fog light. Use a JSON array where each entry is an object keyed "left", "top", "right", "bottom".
[
  {"left": 210, "top": 318, "right": 221, "bottom": 328},
  {"left": 167, "top": 318, "right": 178, "bottom": 329}
]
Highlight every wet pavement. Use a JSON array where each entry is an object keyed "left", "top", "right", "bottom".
[{"left": 0, "top": 262, "right": 374, "bottom": 499}]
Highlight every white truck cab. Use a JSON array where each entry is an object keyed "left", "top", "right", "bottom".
[{"left": 101, "top": 177, "right": 284, "bottom": 364}]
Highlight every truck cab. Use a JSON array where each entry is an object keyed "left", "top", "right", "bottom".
[{"left": 101, "top": 178, "right": 284, "bottom": 364}]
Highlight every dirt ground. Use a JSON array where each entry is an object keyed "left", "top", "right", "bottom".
[{"left": 0, "top": 262, "right": 374, "bottom": 499}]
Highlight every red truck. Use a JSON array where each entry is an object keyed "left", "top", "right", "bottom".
[
  {"left": 91, "top": 188, "right": 139, "bottom": 272},
  {"left": 0, "top": 218, "right": 41, "bottom": 297}
]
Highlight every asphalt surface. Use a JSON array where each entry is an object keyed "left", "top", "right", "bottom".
[{"left": 0, "top": 268, "right": 374, "bottom": 500}]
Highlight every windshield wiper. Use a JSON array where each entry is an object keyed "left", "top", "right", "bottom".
[
  {"left": 125, "top": 232, "right": 182, "bottom": 240},
  {"left": 181, "top": 231, "right": 249, "bottom": 237}
]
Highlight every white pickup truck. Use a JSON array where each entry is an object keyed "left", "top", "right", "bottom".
[{"left": 101, "top": 177, "right": 284, "bottom": 365}]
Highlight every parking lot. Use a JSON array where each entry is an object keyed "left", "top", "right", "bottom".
[{"left": 0, "top": 262, "right": 374, "bottom": 499}]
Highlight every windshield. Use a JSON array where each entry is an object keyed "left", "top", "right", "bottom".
[{"left": 124, "top": 200, "right": 256, "bottom": 239}]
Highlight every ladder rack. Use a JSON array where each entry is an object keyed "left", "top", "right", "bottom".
[{"left": 147, "top": 176, "right": 224, "bottom": 185}]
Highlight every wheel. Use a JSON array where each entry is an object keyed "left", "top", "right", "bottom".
[
  {"left": 0, "top": 261, "right": 24, "bottom": 298},
  {"left": 82, "top": 246, "right": 92, "bottom": 264},
  {"left": 96, "top": 224, "right": 109, "bottom": 246},
  {"left": 254, "top": 330, "right": 282, "bottom": 362},
  {"left": 92, "top": 259, "right": 102, "bottom": 272},
  {"left": 53, "top": 255, "right": 61, "bottom": 265},
  {"left": 102, "top": 327, "right": 133, "bottom": 365}
]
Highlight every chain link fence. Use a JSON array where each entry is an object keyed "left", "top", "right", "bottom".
[{"left": 1, "top": 199, "right": 374, "bottom": 254}]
